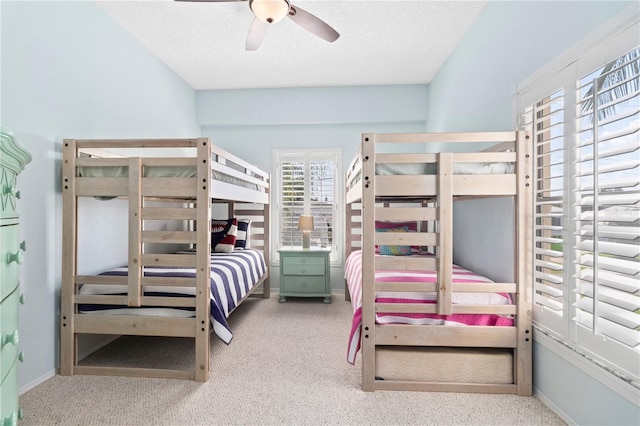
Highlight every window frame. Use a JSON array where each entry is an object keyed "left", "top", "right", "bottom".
[
  {"left": 272, "top": 148, "right": 343, "bottom": 266},
  {"left": 516, "top": 10, "right": 640, "bottom": 402}
]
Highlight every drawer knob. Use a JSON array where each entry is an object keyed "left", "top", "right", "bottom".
[
  {"left": 2, "top": 412, "right": 18, "bottom": 426},
  {"left": 301, "top": 269, "right": 306, "bottom": 274},
  {"left": 20, "top": 294, "right": 25, "bottom": 305},
  {"left": 6, "top": 249, "right": 23, "bottom": 265},
  {"left": 19, "top": 351, "right": 25, "bottom": 362},
  {"left": 1, "top": 330, "right": 19, "bottom": 347},
  {"left": 3, "top": 184, "right": 15, "bottom": 196},
  {"left": 301, "top": 281, "right": 307, "bottom": 288}
]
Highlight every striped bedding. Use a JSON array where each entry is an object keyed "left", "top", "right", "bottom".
[
  {"left": 344, "top": 250, "right": 513, "bottom": 364},
  {"left": 78, "top": 249, "right": 266, "bottom": 344}
]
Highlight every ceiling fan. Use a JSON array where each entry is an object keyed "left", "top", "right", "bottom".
[{"left": 175, "top": 0, "right": 340, "bottom": 51}]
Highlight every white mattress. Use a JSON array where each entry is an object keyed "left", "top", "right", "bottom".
[
  {"left": 375, "top": 162, "right": 513, "bottom": 175},
  {"left": 78, "top": 166, "right": 261, "bottom": 191}
]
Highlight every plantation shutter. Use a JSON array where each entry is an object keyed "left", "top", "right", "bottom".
[
  {"left": 280, "top": 160, "right": 306, "bottom": 247},
  {"left": 275, "top": 150, "right": 341, "bottom": 263},
  {"left": 309, "top": 160, "right": 335, "bottom": 248},
  {"left": 573, "top": 48, "right": 640, "bottom": 369},
  {"left": 527, "top": 89, "right": 568, "bottom": 335},
  {"left": 524, "top": 44, "right": 640, "bottom": 381}
]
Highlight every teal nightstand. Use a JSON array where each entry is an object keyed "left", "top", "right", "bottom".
[{"left": 278, "top": 248, "right": 331, "bottom": 304}]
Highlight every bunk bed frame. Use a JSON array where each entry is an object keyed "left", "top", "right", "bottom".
[
  {"left": 344, "top": 131, "right": 533, "bottom": 395},
  {"left": 60, "top": 137, "right": 270, "bottom": 382}
]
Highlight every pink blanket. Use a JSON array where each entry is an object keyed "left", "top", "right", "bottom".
[{"left": 345, "top": 250, "right": 514, "bottom": 364}]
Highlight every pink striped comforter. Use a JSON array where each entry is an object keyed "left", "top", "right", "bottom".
[{"left": 345, "top": 250, "right": 514, "bottom": 364}]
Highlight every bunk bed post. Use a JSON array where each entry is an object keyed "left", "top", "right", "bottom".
[
  {"left": 127, "top": 157, "right": 143, "bottom": 307},
  {"left": 262, "top": 199, "right": 271, "bottom": 298},
  {"left": 515, "top": 130, "right": 533, "bottom": 395},
  {"left": 437, "top": 152, "right": 453, "bottom": 316},
  {"left": 195, "top": 137, "right": 212, "bottom": 382},
  {"left": 360, "top": 133, "right": 376, "bottom": 391},
  {"left": 60, "top": 139, "right": 78, "bottom": 376}
]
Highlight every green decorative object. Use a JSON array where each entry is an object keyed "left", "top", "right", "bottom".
[{"left": 1, "top": 129, "right": 30, "bottom": 425}]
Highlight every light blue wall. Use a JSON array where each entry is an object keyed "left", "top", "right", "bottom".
[
  {"left": 198, "top": 84, "right": 428, "bottom": 171},
  {"left": 198, "top": 85, "right": 428, "bottom": 127},
  {"left": 429, "top": 1, "right": 639, "bottom": 424},
  {"left": 1, "top": 0, "right": 198, "bottom": 390},
  {"left": 428, "top": 0, "right": 635, "bottom": 133}
]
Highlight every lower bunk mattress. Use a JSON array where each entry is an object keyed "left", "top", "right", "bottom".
[
  {"left": 78, "top": 249, "right": 267, "bottom": 344},
  {"left": 344, "top": 250, "right": 514, "bottom": 365}
]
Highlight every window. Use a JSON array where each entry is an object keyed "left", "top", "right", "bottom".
[
  {"left": 518, "top": 19, "right": 639, "bottom": 390},
  {"left": 273, "top": 149, "right": 342, "bottom": 264}
]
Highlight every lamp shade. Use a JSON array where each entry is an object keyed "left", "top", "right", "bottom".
[{"left": 297, "top": 215, "right": 314, "bottom": 232}]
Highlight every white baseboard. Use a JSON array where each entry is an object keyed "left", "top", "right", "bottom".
[
  {"left": 534, "top": 389, "right": 576, "bottom": 426},
  {"left": 19, "top": 335, "right": 119, "bottom": 396},
  {"left": 19, "top": 369, "right": 57, "bottom": 395}
]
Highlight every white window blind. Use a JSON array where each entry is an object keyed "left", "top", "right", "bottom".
[
  {"left": 274, "top": 150, "right": 342, "bottom": 263},
  {"left": 522, "top": 43, "right": 640, "bottom": 385},
  {"left": 573, "top": 49, "right": 640, "bottom": 371}
]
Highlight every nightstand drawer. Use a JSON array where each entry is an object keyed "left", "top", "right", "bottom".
[
  {"left": 282, "top": 276, "right": 327, "bottom": 294},
  {"left": 282, "top": 256, "right": 325, "bottom": 275},
  {"left": 282, "top": 263, "right": 325, "bottom": 276}
]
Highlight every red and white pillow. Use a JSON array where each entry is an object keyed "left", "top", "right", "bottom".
[{"left": 211, "top": 218, "right": 238, "bottom": 253}]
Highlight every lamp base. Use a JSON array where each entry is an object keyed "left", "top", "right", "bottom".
[{"left": 302, "top": 232, "right": 310, "bottom": 249}]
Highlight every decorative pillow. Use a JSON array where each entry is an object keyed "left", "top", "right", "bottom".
[
  {"left": 375, "top": 221, "right": 419, "bottom": 255},
  {"left": 376, "top": 226, "right": 412, "bottom": 256},
  {"left": 234, "top": 219, "right": 251, "bottom": 250},
  {"left": 211, "top": 218, "right": 237, "bottom": 253},
  {"left": 375, "top": 220, "right": 418, "bottom": 231}
]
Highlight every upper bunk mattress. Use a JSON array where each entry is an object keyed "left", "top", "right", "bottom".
[
  {"left": 78, "top": 249, "right": 267, "bottom": 344},
  {"left": 77, "top": 166, "right": 262, "bottom": 191},
  {"left": 375, "top": 162, "right": 513, "bottom": 175}
]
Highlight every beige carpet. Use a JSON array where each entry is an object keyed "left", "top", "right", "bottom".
[{"left": 20, "top": 294, "right": 565, "bottom": 425}]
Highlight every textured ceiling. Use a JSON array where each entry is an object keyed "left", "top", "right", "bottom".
[{"left": 96, "top": 0, "right": 487, "bottom": 90}]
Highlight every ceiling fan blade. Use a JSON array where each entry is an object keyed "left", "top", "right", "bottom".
[
  {"left": 287, "top": 5, "right": 339, "bottom": 43},
  {"left": 246, "top": 17, "right": 268, "bottom": 51}
]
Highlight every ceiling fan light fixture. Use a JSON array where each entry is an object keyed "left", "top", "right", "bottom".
[{"left": 250, "top": 0, "right": 290, "bottom": 24}]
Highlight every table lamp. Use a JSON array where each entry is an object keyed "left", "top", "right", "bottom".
[{"left": 297, "top": 215, "right": 314, "bottom": 249}]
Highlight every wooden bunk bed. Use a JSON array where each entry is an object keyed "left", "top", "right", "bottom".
[
  {"left": 344, "top": 131, "right": 533, "bottom": 395},
  {"left": 60, "top": 137, "right": 270, "bottom": 382}
]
